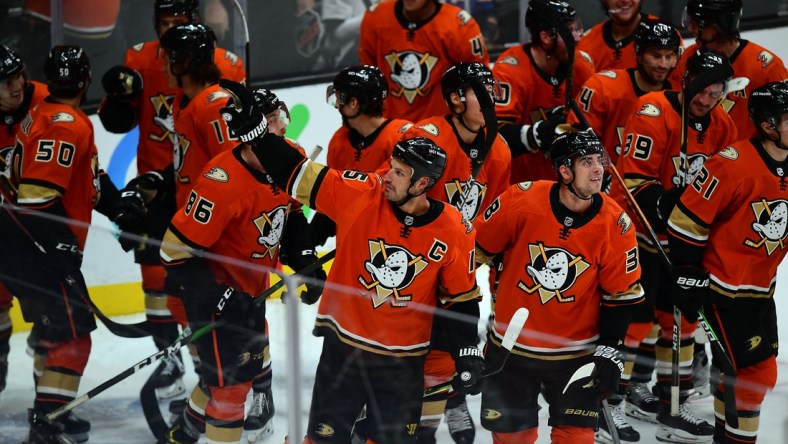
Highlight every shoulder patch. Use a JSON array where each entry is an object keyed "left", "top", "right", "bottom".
[
  {"left": 497, "top": 56, "right": 519, "bottom": 66},
  {"left": 579, "top": 50, "right": 593, "bottom": 65},
  {"left": 51, "top": 112, "right": 75, "bottom": 123},
  {"left": 206, "top": 90, "right": 230, "bottom": 104},
  {"left": 516, "top": 181, "right": 533, "bottom": 191},
  {"left": 457, "top": 10, "right": 472, "bottom": 26},
  {"left": 718, "top": 146, "right": 739, "bottom": 161},
  {"left": 757, "top": 50, "right": 775, "bottom": 68},
  {"left": 617, "top": 211, "right": 632, "bottom": 235},
  {"left": 132, "top": 42, "right": 145, "bottom": 52},
  {"left": 599, "top": 70, "right": 618, "bottom": 79},
  {"left": 398, "top": 122, "right": 413, "bottom": 133},
  {"left": 368, "top": 2, "right": 379, "bottom": 12},
  {"left": 636, "top": 103, "right": 661, "bottom": 117},
  {"left": 415, "top": 123, "right": 439, "bottom": 136},
  {"left": 204, "top": 167, "right": 229, "bottom": 182},
  {"left": 223, "top": 51, "right": 239, "bottom": 66}
]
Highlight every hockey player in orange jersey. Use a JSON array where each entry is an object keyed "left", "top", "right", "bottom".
[
  {"left": 614, "top": 48, "right": 739, "bottom": 443},
  {"left": 220, "top": 78, "right": 483, "bottom": 444},
  {"left": 96, "top": 0, "right": 245, "bottom": 404},
  {"left": 670, "top": 0, "right": 787, "bottom": 140},
  {"left": 494, "top": 0, "right": 595, "bottom": 184},
  {"left": 667, "top": 81, "right": 788, "bottom": 444},
  {"left": 475, "top": 129, "right": 643, "bottom": 444},
  {"left": 160, "top": 87, "right": 322, "bottom": 444},
  {"left": 359, "top": 0, "right": 490, "bottom": 122}
]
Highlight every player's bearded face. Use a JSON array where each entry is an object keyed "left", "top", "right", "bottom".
[
  {"left": 688, "top": 83, "right": 724, "bottom": 119},
  {"left": 384, "top": 158, "right": 416, "bottom": 202},
  {"left": 0, "top": 72, "right": 25, "bottom": 113},
  {"left": 638, "top": 48, "right": 677, "bottom": 86}
]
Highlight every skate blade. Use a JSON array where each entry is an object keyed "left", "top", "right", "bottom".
[
  {"left": 625, "top": 405, "right": 658, "bottom": 424},
  {"left": 246, "top": 421, "right": 274, "bottom": 443},
  {"left": 655, "top": 426, "right": 713, "bottom": 444}
]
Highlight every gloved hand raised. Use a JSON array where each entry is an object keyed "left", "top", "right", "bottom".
[
  {"left": 219, "top": 79, "right": 268, "bottom": 144},
  {"left": 452, "top": 346, "right": 485, "bottom": 395},
  {"left": 102, "top": 65, "right": 143, "bottom": 99},
  {"left": 522, "top": 106, "right": 565, "bottom": 153}
]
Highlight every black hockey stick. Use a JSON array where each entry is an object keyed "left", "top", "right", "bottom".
[
  {"left": 562, "top": 362, "right": 620, "bottom": 444},
  {"left": 569, "top": 99, "right": 739, "bottom": 428},
  {"left": 0, "top": 189, "right": 152, "bottom": 338},
  {"left": 138, "top": 250, "right": 335, "bottom": 441},
  {"left": 229, "top": 0, "right": 250, "bottom": 84}
]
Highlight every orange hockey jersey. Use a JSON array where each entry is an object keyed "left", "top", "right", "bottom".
[
  {"left": 326, "top": 119, "right": 411, "bottom": 172},
  {"left": 475, "top": 181, "right": 643, "bottom": 359},
  {"left": 669, "top": 41, "right": 787, "bottom": 140},
  {"left": 568, "top": 68, "right": 673, "bottom": 164},
  {"left": 492, "top": 44, "right": 595, "bottom": 183},
  {"left": 171, "top": 85, "right": 237, "bottom": 208},
  {"left": 13, "top": 98, "right": 100, "bottom": 248},
  {"left": 668, "top": 139, "right": 788, "bottom": 301},
  {"left": 124, "top": 40, "right": 245, "bottom": 174},
  {"left": 165, "top": 146, "right": 301, "bottom": 297},
  {"left": 613, "top": 90, "right": 737, "bottom": 246},
  {"left": 405, "top": 115, "right": 511, "bottom": 222},
  {"left": 288, "top": 162, "right": 479, "bottom": 356},
  {"left": 358, "top": 1, "right": 489, "bottom": 122}
]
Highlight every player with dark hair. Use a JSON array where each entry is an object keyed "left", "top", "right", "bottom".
[
  {"left": 493, "top": 0, "right": 595, "bottom": 184},
  {"left": 219, "top": 78, "right": 482, "bottom": 443},
  {"left": 310, "top": 64, "right": 411, "bottom": 248},
  {"left": 395, "top": 61, "right": 510, "bottom": 444},
  {"left": 614, "top": 47, "right": 739, "bottom": 443},
  {"left": 160, "top": 85, "right": 321, "bottom": 444},
  {"left": 670, "top": 0, "right": 787, "bottom": 139},
  {"left": 667, "top": 81, "right": 788, "bottom": 444},
  {"left": 359, "top": 0, "right": 490, "bottom": 122},
  {"left": 0, "top": 45, "right": 144, "bottom": 444},
  {"left": 0, "top": 43, "right": 48, "bottom": 399},
  {"left": 475, "top": 129, "right": 643, "bottom": 444},
  {"left": 96, "top": 0, "right": 245, "bottom": 405},
  {"left": 568, "top": 18, "right": 682, "bottom": 443}
]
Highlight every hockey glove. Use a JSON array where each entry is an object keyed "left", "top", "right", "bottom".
[
  {"left": 521, "top": 105, "right": 565, "bottom": 153},
  {"left": 214, "top": 286, "right": 257, "bottom": 328},
  {"left": 125, "top": 171, "right": 167, "bottom": 204},
  {"left": 452, "top": 346, "right": 485, "bottom": 395},
  {"left": 219, "top": 79, "right": 269, "bottom": 144},
  {"left": 656, "top": 186, "right": 684, "bottom": 223},
  {"left": 591, "top": 344, "right": 625, "bottom": 401},
  {"left": 670, "top": 265, "right": 709, "bottom": 322},
  {"left": 110, "top": 189, "right": 146, "bottom": 236},
  {"left": 284, "top": 250, "right": 327, "bottom": 305},
  {"left": 101, "top": 65, "right": 143, "bottom": 99}
]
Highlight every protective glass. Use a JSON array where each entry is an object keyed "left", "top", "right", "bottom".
[{"left": 326, "top": 84, "right": 338, "bottom": 107}]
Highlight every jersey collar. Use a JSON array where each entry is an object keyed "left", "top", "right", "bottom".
[{"left": 549, "top": 182, "right": 603, "bottom": 234}]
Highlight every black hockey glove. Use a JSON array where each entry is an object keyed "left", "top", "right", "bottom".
[
  {"left": 101, "top": 65, "right": 143, "bottom": 99},
  {"left": 523, "top": 105, "right": 565, "bottom": 153},
  {"left": 219, "top": 79, "right": 269, "bottom": 144},
  {"left": 591, "top": 344, "right": 625, "bottom": 401},
  {"left": 125, "top": 171, "right": 168, "bottom": 205},
  {"left": 110, "top": 189, "right": 146, "bottom": 235},
  {"left": 657, "top": 186, "right": 684, "bottom": 223},
  {"left": 452, "top": 346, "right": 485, "bottom": 395},
  {"left": 283, "top": 250, "right": 327, "bottom": 305},
  {"left": 670, "top": 265, "right": 709, "bottom": 322},
  {"left": 214, "top": 286, "right": 257, "bottom": 328}
]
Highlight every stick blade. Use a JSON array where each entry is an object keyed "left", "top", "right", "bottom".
[
  {"left": 500, "top": 308, "right": 529, "bottom": 351},
  {"left": 563, "top": 362, "right": 595, "bottom": 395}
]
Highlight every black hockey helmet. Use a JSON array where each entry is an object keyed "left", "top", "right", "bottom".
[
  {"left": 549, "top": 128, "right": 607, "bottom": 172},
  {"left": 682, "top": 47, "right": 733, "bottom": 93},
  {"left": 634, "top": 18, "right": 681, "bottom": 54},
  {"left": 749, "top": 81, "right": 788, "bottom": 132},
  {"left": 154, "top": 0, "right": 200, "bottom": 33},
  {"left": 328, "top": 65, "right": 387, "bottom": 116},
  {"left": 159, "top": 23, "right": 216, "bottom": 75},
  {"left": 440, "top": 62, "right": 499, "bottom": 104},
  {"left": 392, "top": 137, "right": 447, "bottom": 190},
  {"left": 525, "top": 0, "right": 577, "bottom": 38},
  {"left": 684, "top": 0, "right": 742, "bottom": 34},
  {"left": 0, "top": 45, "right": 24, "bottom": 81},
  {"left": 253, "top": 88, "right": 286, "bottom": 116},
  {"left": 44, "top": 45, "right": 91, "bottom": 97}
]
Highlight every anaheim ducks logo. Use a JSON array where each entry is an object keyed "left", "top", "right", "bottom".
[
  {"left": 482, "top": 408, "right": 503, "bottom": 420},
  {"left": 51, "top": 112, "right": 75, "bottom": 123},
  {"left": 757, "top": 50, "right": 775, "bottom": 68},
  {"left": 314, "top": 423, "right": 335, "bottom": 437},
  {"left": 203, "top": 167, "right": 229, "bottom": 182},
  {"left": 743, "top": 198, "right": 788, "bottom": 255},
  {"left": 718, "top": 146, "right": 739, "bottom": 161},
  {"left": 745, "top": 336, "right": 762, "bottom": 352},
  {"left": 384, "top": 50, "right": 438, "bottom": 104},
  {"left": 446, "top": 178, "right": 487, "bottom": 222},
  {"left": 0, "top": 146, "right": 15, "bottom": 180},
  {"left": 206, "top": 90, "right": 230, "bottom": 104},
  {"left": 636, "top": 103, "right": 661, "bottom": 117},
  {"left": 252, "top": 205, "right": 288, "bottom": 259},
  {"left": 173, "top": 136, "right": 192, "bottom": 184},
  {"left": 359, "top": 239, "right": 429, "bottom": 308},
  {"left": 149, "top": 93, "right": 177, "bottom": 143},
  {"left": 600, "top": 70, "right": 618, "bottom": 79},
  {"left": 517, "top": 243, "right": 590, "bottom": 304},
  {"left": 671, "top": 153, "right": 707, "bottom": 187}
]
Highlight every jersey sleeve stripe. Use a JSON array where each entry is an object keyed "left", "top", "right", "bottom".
[
  {"left": 18, "top": 179, "right": 66, "bottom": 201},
  {"left": 667, "top": 206, "right": 710, "bottom": 245},
  {"left": 441, "top": 284, "right": 481, "bottom": 303},
  {"left": 308, "top": 165, "right": 329, "bottom": 209}
]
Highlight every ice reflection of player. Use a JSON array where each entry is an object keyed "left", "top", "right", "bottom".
[{"left": 444, "top": 0, "right": 500, "bottom": 48}]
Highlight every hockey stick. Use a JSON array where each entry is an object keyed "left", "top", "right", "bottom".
[
  {"left": 137, "top": 250, "right": 335, "bottom": 440},
  {"left": 309, "top": 145, "right": 324, "bottom": 161},
  {"left": 482, "top": 307, "right": 529, "bottom": 378},
  {"left": 0, "top": 188, "right": 151, "bottom": 338},
  {"left": 562, "top": 362, "right": 620, "bottom": 444},
  {"left": 569, "top": 100, "right": 740, "bottom": 428},
  {"left": 229, "top": 0, "right": 250, "bottom": 83}
]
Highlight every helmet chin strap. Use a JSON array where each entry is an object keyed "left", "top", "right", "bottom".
[
  {"left": 562, "top": 168, "right": 594, "bottom": 201},
  {"left": 767, "top": 126, "right": 788, "bottom": 151},
  {"left": 455, "top": 103, "right": 480, "bottom": 134}
]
